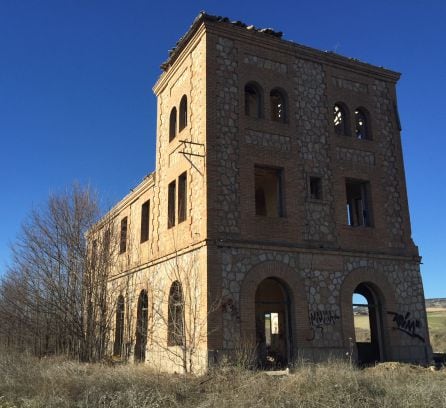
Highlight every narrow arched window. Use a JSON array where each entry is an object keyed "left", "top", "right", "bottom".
[
  {"left": 113, "top": 295, "right": 125, "bottom": 357},
  {"left": 179, "top": 95, "right": 187, "bottom": 131},
  {"left": 270, "top": 89, "right": 287, "bottom": 123},
  {"left": 135, "top": 290, "right": 149, "bottom": 362},
  {"left": 168, "top": 281, "right": 184, "bottom": 346},
  {"left": 169, "top": 107, "right": 177, "bottom": 142},
  {"left": 334, "top": 103, "right": 349, "bottom": 136},
  {"left": 355, "top": 108, "right": 369, "bottom": 140},
  {"left": 245, "top": 82, "right": 262, "bottom": 118}
]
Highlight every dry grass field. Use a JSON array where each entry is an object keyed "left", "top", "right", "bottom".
[
  {"left": 427, "top": 308, "right": 446, "bottom": 352},
  {"left": 0, "top": 309, "right": 444, "bottom": 407},
  {"left": 354, "top": 309, "right": 446, "bottom": 352},
  {"left": 0, "top": 352, "right": 446, "bottom": 408}
]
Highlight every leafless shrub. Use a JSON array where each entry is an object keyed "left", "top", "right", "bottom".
[{"left": 0, "top": 184, "right": 116, "bottom": 361}]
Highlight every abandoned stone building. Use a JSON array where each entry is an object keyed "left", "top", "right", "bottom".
[{"left": 100, "top": 13, "right": 432, "bottom": 372}]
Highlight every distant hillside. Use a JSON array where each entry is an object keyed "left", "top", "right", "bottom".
[{"left": 426, "top": 298, "right": 446, "bottom": 308}]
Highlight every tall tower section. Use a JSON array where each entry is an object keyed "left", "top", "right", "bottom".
[{"left": 104, "top": 13, "right": 431, "bottom": 371}]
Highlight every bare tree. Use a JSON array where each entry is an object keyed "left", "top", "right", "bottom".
[{"left": 0, "top": 184, "right": 116, "bottom": 361}]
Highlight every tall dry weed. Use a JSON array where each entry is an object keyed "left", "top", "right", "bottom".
[{"left": 1, "top": 351, "right": 445, "bottom": 407}]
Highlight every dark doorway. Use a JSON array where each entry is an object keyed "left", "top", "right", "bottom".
[
  {"left": 134, "top": 290, "right": 149, "bottom": 363},
  {"left": 353, "top": 283, "right": 383, "bottom": 365},
  {"left": 255, "top": 278, "right": 292, "bottom": 368}
]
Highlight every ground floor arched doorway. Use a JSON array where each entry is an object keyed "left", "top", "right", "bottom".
[
  {"left": 255, "top": 277, "right": 292, "bottom": 368},
  {"left": 353, "top": 283, "right": 383, "bottom": 365}
]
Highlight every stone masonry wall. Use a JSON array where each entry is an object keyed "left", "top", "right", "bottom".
[
  {"left": 293, "top": 59, "right": 337, "bottom": 243},
  {"left": 219, "top": 246, "right": 428, "bottom": 360},
  {"left": 373, "top": 79, "right": 405, "bottom": 249},
  {"left": 215, "top": 36, "right": 240, "bottom": 235}
]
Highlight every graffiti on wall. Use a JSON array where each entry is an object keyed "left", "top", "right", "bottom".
[
  {"left": 387, "top": 311, "right": 425, "bottom": 342},
  {"left": 307, "top": 310, "right": 340, "bottom": 340}
]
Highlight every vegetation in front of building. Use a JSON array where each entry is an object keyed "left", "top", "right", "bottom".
[{"left": 0, "top": 351, "right": 445, "bottom": 408}]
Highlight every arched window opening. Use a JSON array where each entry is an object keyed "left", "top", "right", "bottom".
[
  {"left": 255, "top": 278, "right": 292, "bottom": 368},
  {"left": 135, "top": 290, "right": 149, "bottom": 362},
  {"left": 169, "top": 107, "right": 177, "bottom": 142},
  {"left": 270, "top": 89, "right": 287, "bottom": 122},
  {"left": 179, "top": 95, "right": 187, "bottom": 132},
  {"left": 245, "top": 82, "right": 262, "bottom": 118},
  {"left": 352, "top": 283, "right": 383, "bottom": 364},
  {"left": 168, "top": 281, "right": 184, "bottom": 346},
  {"left": 334, "top": 104, "right": 349, "bottom": 136},
  {"left": 113, "top": 295, "right": 125, "bottom": 357},
  {"left": 355, "top": 108, "right": 369, "bottom": 140}
]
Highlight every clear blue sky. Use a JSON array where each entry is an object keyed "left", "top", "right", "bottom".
[{"left": 1, "top": 1, "right": 445, "bottom": 298}]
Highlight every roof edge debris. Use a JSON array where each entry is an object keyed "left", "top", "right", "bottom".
[
  {"left": 160, "top": 11, "right": 400, "bottom": 79},
  {"left": 160, "top": 12, "right": 282, "bottom": 71}
]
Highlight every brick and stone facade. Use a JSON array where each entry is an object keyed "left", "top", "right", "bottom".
[{"left": 100, "top": 13, "right": 431, "bottom": 372}]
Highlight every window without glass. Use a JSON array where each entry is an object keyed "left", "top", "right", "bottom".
[
  {"left": 140, "top": 200, "right": 150, "bottom": 243},
  {"left": 168, "top": 281, "right": 184, "bottom": 346},
  {"left": 255, "top": 166, "right": 284, "bottom": 217},
  {"left": 264, "top": 312, "right": 280, "bottom": 347},
  {"left": 346, "top": 180, "right": 372, "bottom": 227},
  {"left": 270, "top": 89, "right": 287, "bottom": 123},
  {"left": 178, "top": 172, "right": 187, "bottom": 223},
  {"left": 134, "top": 290, "right": 149, "bottom": 362},
  {"left": 245, "top": 82, "right": 262, "bottom": 118},
  {"left": 169, "top": 107, "right": 177, "bottom": 142},
  {"left": 334, "top": 103, "right": 349, "bottom": 136},
  {"left": 113, "top": 295, "right": 125, "bottom": 357},
  {"left": 309, "top": 176, "right": 322, "bottom": 200},
  {"left": 119, "top": 217, "right": 128, "bottom": 254},
  {"left": 179, "top": 95, "right": 187, "bottom": 131},
  {"left": 168, "top": 181, "right": 176, "bottom": 228},
  {"left": 355, "top": 108, "right": 369, "bottom": 139}
]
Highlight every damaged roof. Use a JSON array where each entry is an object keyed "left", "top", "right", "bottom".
[
  {"left": 159, "top": 11, "right": 399, "bottom": 79},
  {"left": 160, "top": 12, "right": 283, "bottom": 71}
]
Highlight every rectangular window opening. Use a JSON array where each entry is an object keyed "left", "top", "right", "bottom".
[
  {"left": 255, "top": 166, "right": 284, "bottom": 217},
  {"left": 264, "top": 312, "right": 280, "bottom": 347},
  {"left": 178, "top": 172, "right": 187, "bottom": 223},
  {"left": 309, "top": 176, "right": 322, "bottom": 200},
  {"left": 119, "top": 217, "right": 128, "bottom": 254},
  {"left": 264, "top": 313, "right": 271, "bottom": 346},
  {"left": 168, "top": 181, "right": 176, "bottom": 229},
  {"left": 140, "top": 200, "right": 150, "bottom": 243},
  {"left": 346, "top": 180, "right": 372, "bottom": 227}
]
